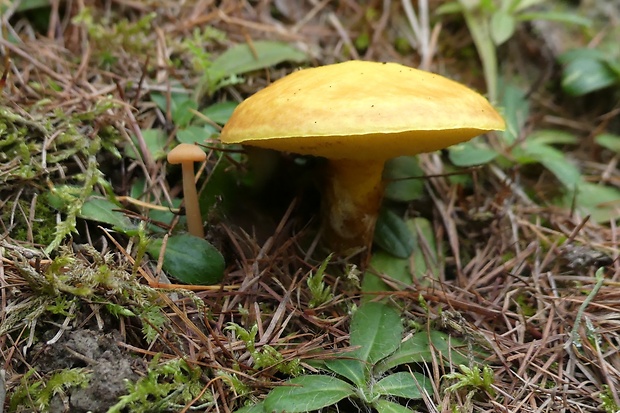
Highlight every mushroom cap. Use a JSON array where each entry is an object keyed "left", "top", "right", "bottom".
[
  {"left": 220, "top": 61, "right": 505, "bottom": 160},
  {"left": 167, "top": 143, "right": 207, "bottom": 164}
]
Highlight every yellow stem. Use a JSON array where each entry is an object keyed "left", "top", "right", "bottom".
[
  {"left": 181, "top": 162, "right": 204, "bottom": 238},
  {"left": 322, "top": 159, "right": 385, "bottom": 254}
]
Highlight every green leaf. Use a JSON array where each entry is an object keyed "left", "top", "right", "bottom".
[
  {"left": 146, "top": 234, "right": 225, "bottom": 285},
  {"left": 125, "top": 128, "right": 167, "bottom": 161},
  {"left": 363, "top": 218, "right": 439, "bottom": 299},
  {"left": 150, "top": 92, "right": 197, "bottom": 127},
  {"left": 176, "top": 125, "right": 218, "bottom": 144},
  {"left": 207, "top": 41, "right": 307, "bottom": 84},
  {"left": 562, "top": 182, "right": 620, "bottom": 223},
  {"left": 361, "top": 250, "right": 410, "bottom": 299},
  {"left": 79, "top": 197, "right": 135, "bottom": 232},
  {"left": 201, "top": 101, "right": 239, "bottom": 124},
  {"left": 490, "top": 9, "right": 515, "bottom": 46},
  {"left": 234, "top": 402, "right": 265, "bottom": 413},
  {"left": 375, "top": 330, "right": 472, "bottom": 374},
  {"left": 526, "top": 129, "right": 577, "bottom": 146},
  {"left": 373, "top": 399, "right": 419, "bottom": 413},
  {"left": 374, "top": 371, "right": 431, "bottom": 399},
  {"left": 448, "top": 140, "right": 498, "bottom": 167},
  {"left": 517, "top": 11, "right": 591, "bottom": 27},
  {"left": 350, "top": 302, "right": 403, "bottom": 365},
  {"left": 263, "top": 375, "right": 355, "bottom": 413},
  {"left": 559, "top": 49, "right": 619, "bottom": 96},
  {"left": 498, "top": 82, "right": 529, "bottom": 145},
  {"left": 595, "top": 133, "right": 620, "bottom": 153},
  {"left": 326, "top": 303, "right": 403, "bottom": 386},
  {"left": 374, "top": 208, "right": 416, "bottom": 259},
  {"left": 518, "top": 141, "right": 582, "bottom": 188},
  {"left": 383, "top": 156, "right": 425, "bottom": 202},
  {"left": 324, "top": 358, "right": 366, "bottom": 388}
]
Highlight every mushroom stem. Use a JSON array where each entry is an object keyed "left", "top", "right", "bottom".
[
  {"left": 181, "top": 162, "right": 204, "bottom": 238},
  {"left": 322, "top": 159, "right": 386, "bottom": 254}
]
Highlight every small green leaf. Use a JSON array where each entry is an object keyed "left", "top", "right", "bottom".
[
  {"left": 595, "top": 133, "right": 620, "bottom": 153},
  {"left": 375, "top": 331, "right": 472, "bottom": 374},
  {"left": 125, "top": 129, "right": 167, "bottom": 161},
  {"left": 374, "top": 208, "right": 416, "bottom": 259},
  {"left": 176, "top": 125, "right": 218, "bottom": 144},
  {"left": 350, "top": 302, "right": 403, "bottom": 365},
  {"left": 363, "top": 217, "right": 439, "bottom": 299},
  {"left": 373, "top": 399, "right": 419, "bottom": 413},
  {"left": 499, "top": 83, "right": 529, "bottom": 145},
  {"left": 263, "top": 375, "right": 355, "bottom": 413},
  {"left": 448, "top": 140, "right": 498, "bottom": 167},
  {"left": 146, "top": 234, "right": 225, "bottom": 285},
  {"left": 361, "top": 250, "right": 410, "bottom": 299},
  {"left": 235, "top": 402, "right": 265, "bottom": 413},
  {"left": 208, "top": 41, "right": 307, "bottom": 84},
  {"left": 560, "top": 49, "right": 619, "bottom": 96},
  {"left": 324, "top": 358, "right": 366, "bottom": 388},
  {"left": 79, "top": 197, "right": 135, "bottom": 231},
  {"left": 519, "top": 141, "right": 582, "bottom": 188},
  {"left": 202, "top": 101, "right": 239, "bottom": 124},
  {"left": 234, "top": 402, "right": 265, "bottom": 413},
  {"left": 383, "top": 156, "right": 425, "bottom": 202},
  {"left": 527, "top": 129, "right": 577, "bottom": 146},
  {"left": 490, "top": 10, "right": 515, "bottom": 46},
  {"left": 150, "top": 92, "right": 197, "bottom": 127},
  {"left": 374, "top": 371, "right": 431, "bottom": 399},
  {"left": 561, "top": 182, "right": 620, "bottom": 223},
  {"left": 517, "top": 11, "right": 591, "bottom": 27}
]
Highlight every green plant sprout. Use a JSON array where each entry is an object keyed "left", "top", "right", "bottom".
[
  {"left": 9, "top": 368, "right": 92, "bottom": 412},
  {"left": 236, "top": 302, "right": 476, "bottom": 413},
  {"left": 307, "top": 254, "right": 335, "bottom": 308},
  {"left": 108, "top": 357, "right": 212, "bottom": 413},
  {"left": 226, "top": 323, "right": 303, "bottom": 376},
  {"left": 444, "top": 364, "right": 495, "bottom": 397}
]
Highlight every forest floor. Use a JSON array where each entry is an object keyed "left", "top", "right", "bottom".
[{"left": 1, "top": 1, "right": 619, "bottom": 412}]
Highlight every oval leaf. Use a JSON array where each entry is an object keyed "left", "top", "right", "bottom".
[
  {"left": 201, "top": 101, "right": 238, "bottom": 125},
  {"left": 490, "top": 10, "right": 516, "bottom": 46},
  {"left": 264, "top": 375, "right": 354, "bottom": 413},
  {"left": 146, "top": 234, "right": 225, "bottom": 285},
  {"left": 374, "top": 208, "right": 416, "bottom": 259},
  {"left": 208, "top": 41, "right": 307, "bottom": 81},
  {"left": 375, "top": 330, "right": 472, "bottom": 374},
  {"left": 383, "top": 156, "right": 425, "bottom": 202},
  {"left": 374, "top": 399, "right": 420, "bottom": 413},
  {"left": 374, "top": 371, "right": 432, "bottom": 399},
  {"left": 350, "top": 302, "right": 403, "bottom": 365},
  {"left": 561, "top": 56, "right": 618, "bottom": 96},
  {"left": 79, "top": 197, "right": 135, "bottom": 232},
  {"left": 448, "top": 140, "right": 498, "bottom": 167}
]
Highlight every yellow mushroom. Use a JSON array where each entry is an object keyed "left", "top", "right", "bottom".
[
  {"left": 167, "top": 143, "right": 207, "bottom": 238},
  {"left": 220, "top": 61, "right": 505, "bottom": 253}
]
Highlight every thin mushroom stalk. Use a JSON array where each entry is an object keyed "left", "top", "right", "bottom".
[{"left": 180, "top": 161, "right": 204, "bottom": 238}]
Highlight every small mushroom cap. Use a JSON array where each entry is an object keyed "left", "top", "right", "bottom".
[
  {"left": 167, "top": 143, "right": 207, "bottom": 164},
  {"left": 220, "top": 61, "right": 505, "bottom": 160}
]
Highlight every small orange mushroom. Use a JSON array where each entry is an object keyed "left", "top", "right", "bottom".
[
  {"left": 220, "top": 61, "right": 505, "bottom": 253},
  {"left": 167, "top": 143, "right": 207, "bottom": 238}
]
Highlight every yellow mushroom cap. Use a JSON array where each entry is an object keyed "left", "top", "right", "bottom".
[
  {"left": 220, "top": 61, "right": 505, "bottom": 160},
  {"left": 167, "top": 143, "right": 207, "bottom": 164}
]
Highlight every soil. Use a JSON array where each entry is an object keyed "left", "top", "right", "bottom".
[{"left": 32, "top": 329, "right": 138, "bottom": 413}]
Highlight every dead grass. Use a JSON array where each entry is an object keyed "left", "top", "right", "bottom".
[{"left": 1, "top": 1, "right": 619, "bottom": 412}]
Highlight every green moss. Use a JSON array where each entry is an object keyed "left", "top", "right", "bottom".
[{"left": 9, "top": 368, "right": 92, "bottom": 412}]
